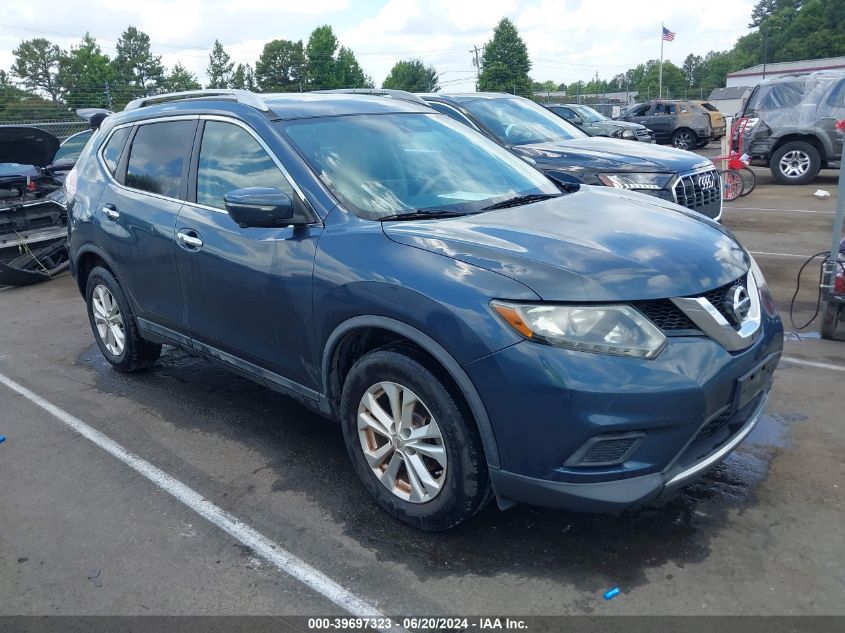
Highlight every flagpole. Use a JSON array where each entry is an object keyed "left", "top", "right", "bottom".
[{"left": 659, "top": 23, "right": 664, "bottom": 99}]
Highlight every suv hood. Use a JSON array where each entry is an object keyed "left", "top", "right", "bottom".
[
  {"left": 512, "top": 136, "right": 710, "bottom": 173},
  {"left": 383, "top": 186, "right": 748, "bottom": 302},
  {"left": 0, "top": 126, "right": 60, "bottom": 168}
]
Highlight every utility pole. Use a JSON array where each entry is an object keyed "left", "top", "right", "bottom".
[
  {"left": 105, "top": 81, "right": 112, "bottom": 109},
  {"left": 470, "top": 45, "right": 481, "bottom": 89},
  {"left": 761, "top": 26, "right": 768, "bottom": 80}
]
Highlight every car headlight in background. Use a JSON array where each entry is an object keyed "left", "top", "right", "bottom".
[
  {"left": 491, "top": 301, "right": 667, "bottom": 359},
  {"left": 621, "top": 129, "right": 635, "bottom": 139},
  {"left": 597, "top": 172, "right": 673, "bottom": 191}
]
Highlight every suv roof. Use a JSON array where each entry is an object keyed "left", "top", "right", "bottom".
[{"left": 119, "top": 89, "right": 433, "bottom": 123}]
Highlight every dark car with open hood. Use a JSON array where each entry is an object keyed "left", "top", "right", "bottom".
[
  {"left": 67, "top": 89, "right": 782, "bottom": 530},
  {"left": 0, "top": 126, "right": 75, "bottom": 286},
  {"left": 420, "top": 93, "right": 723, "bottom": 221}
]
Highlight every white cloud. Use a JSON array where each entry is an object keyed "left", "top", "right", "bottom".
[{"left": 0, "top": 0, "right": 757, "bottom": 92}]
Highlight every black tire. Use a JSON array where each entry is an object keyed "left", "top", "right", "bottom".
[
  {"left": 85, "top": 266, "right": 161, "bottom": 372},
  {"left": 738, "top": 166, "right": 757, "bottom": 197},
  {"left": 671, "top": 128, "right": 697, "bottom": 151},
  {"left": 820, "top": 301, "right": 842, "bottom": 340},
  {"left": 340, "top": 346, "right": 491, "bottom": 531},
  {"left": 720, "top": 169, "right": 742, "bottom": 201},
  {"left": 770, "top": 141, "right": 821, "bottom": 185}
]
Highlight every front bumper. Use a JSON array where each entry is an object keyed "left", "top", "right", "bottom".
[
  {"left": 489, "top": 392, "right": 769, "bottom": 513},
  {"left": 465, "top": 308, "right": 783, "bottom": 513}
]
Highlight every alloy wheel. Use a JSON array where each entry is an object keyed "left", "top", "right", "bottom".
[
  {"left": 673, "top": 131, "right": 694, "bottom": 150},
  {"left": 91, "top": 284, "right": 125, "bottom": 356},
  {"left": 357, "top": 381, "right": 447, "bottom": 503},
  {"left": 779, "top": 150, "right": 811, "bottom": 178}
]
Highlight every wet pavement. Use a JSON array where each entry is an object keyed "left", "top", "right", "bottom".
[{"left": 1, "top": 173, "right": 844, "bottom": 616}]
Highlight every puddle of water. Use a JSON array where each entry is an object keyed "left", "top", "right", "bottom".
[{"left": 784, "top": 331, "right": 821, "bottom": 341}]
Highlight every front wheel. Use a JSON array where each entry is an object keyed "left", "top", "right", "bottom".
[
  {"left": 738, "top": 166, "right": 757, "bottom": 197},
  {"left": 340, "top": 346, "right": 491, "bottom": 530},
  {"left": 720, "top": 169, "right": 743, "bottom": 201},
  {"left": 671, "top": 128, "right": 697, "bottom": 151}
]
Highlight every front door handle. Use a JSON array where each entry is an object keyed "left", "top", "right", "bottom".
[
  {"left": 176, "top": 231, "right": 203, "bottom": 249},
  {"left": 102, "top": 204, "right": 119, "bottom": 220}
]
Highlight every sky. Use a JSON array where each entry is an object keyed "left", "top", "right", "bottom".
[{"left": 0, "top": 0, "right": 758, "bottom": 93}]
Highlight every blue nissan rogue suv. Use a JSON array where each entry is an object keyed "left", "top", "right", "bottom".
[{"left": 66, "top": 90, "right": 783, "bottom": 530}]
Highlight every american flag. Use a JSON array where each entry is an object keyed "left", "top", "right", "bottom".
[{"left": 662, "top": 26, "right": 676, "bottom": 41}]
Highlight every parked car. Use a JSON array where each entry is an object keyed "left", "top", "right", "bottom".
[
  {"left": 66, "top": 89, "right": 783, "bottom": 530},
  {"left": 544, "top": 103, "right": 655, "bottom": 142},
  {"left": 0, "top": 126, "right": 72, "bottom": 285},
  {"left": 421, "top": 93, "right": 723, "bottom": 220},
  {"left": 738, "top": 71, "right": 845, "bottom": 185},
  {"left": 617, "top": 100, "right": 725, "bottom": 149}
]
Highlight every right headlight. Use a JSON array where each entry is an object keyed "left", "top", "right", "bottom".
[
  {"left": 491, "top": 301, "right": 667, "bottom": 359},
  {"left": 597, "top": 172, "right": 673, "bottom": 191}
]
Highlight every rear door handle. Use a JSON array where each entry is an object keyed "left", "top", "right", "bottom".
[
  {"left": 176, "top": 230, "right": 203, "bottom": 249},
  {"left": 102, "top": 204, "right": 119, "bottom": 220}
]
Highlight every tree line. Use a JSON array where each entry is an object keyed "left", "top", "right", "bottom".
[{"left": 1, "top": 24, "right": 374, "bottom": 121}]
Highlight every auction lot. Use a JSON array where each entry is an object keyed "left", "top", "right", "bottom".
[{"left": 1, "top": 165, "right": 844, "bottom": 617}]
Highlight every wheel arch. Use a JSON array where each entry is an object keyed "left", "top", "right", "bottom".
[
  {"left": 321, "top": 315, "right": 501, "bottom": 469},
  {"left": 771, "top": 133, "right": 829, "bottom": 159},
  {"left": 73, "top": 244, "right": 120, "bottom": 297}
]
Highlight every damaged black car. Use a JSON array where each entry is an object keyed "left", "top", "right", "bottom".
[{"left": 0, "top": 125, "right": 77, "bottom": 286}]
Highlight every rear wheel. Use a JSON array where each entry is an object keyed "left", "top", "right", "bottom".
[
  {"left": 770, "top": 141, "right": 821, "bottom": 185},
  {"left": 671, "top": 128, "right": 697, "bottom": 151},
  {"left": 738, "top": 166, "right": 756, "bottom": 197},
  {"left": 340, "top": 346, "right": 490, "bottom": 530},
  {"left": 85, "top": 266, "right": 161, "bottom": 372},
  {"left": 720, "top": 169, "right": 743, "bottom": 201}
]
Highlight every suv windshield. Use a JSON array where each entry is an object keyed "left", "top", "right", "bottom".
[
  {"left": 461, "top": 97, "right": 589, "bottom": 146},
  {"left": 282, "top": 113, "right": 559, "bottom": 220},
  {"left": 570, "top": 105, "right": 606, "bottom": 123}
]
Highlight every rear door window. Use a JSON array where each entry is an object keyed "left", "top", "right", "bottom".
[
  {"left": 195, "top": 120, "right": 294, "bottom": 210},
  {"left": 125, "top": 120, "right": 195, "bottom": 199}
]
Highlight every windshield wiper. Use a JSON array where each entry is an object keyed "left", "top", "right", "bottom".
[
  {"left": 378, "top": 210, "right": 473, "bottom": 221},
  {"left": 482, "top": 193, "right": 561, "bottom": 211}
]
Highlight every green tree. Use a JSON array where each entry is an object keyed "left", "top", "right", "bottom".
[
  {"left": 681, "top": 53, "right": 703, "bottom": 88},
  {"left": 112, "top": 26, "right": 165, "bottom": 99},
  {"left": 11, "top": 38, "right": 65, "bottom": 102},
  {"left": 57, "top": 34, "right": 114, "bottom": 109},
  {"left": 255, "top": 39, "right": 305, "bottom": 92},
  {"left": 478, "top": 18, "right": 532, "bottom": 96},
  {"left": 305, "top": 25, "right": 339, "bottom": 90},
  {"left": 382, "top": 59, "right": 438, "bottom": 92},
  {"left": 206, "top": 39, "right": 234, "bottom": 89},
  {"left": 231, "top": 63, "right": 256, "bottom": 90},
  {"left": 335, "top": 46, "right": 372, "bottom": 88},
  {"left": 163, "top": 63, "right": 201, "bottom": 92}
]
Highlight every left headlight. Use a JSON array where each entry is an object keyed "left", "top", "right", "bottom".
[
  {"left": 597, "top": 172, "right": 673, "bottom": 191},
  {"left": 621, "top": 129, "right": 635, "bottom": 139},
  {"left": 491, "top": 301, "right": 667, "bottom": 359}
]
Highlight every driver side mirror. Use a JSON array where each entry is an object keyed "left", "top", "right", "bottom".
[{"left": 224, "top": 187, "right": 303, "bottom": 228}]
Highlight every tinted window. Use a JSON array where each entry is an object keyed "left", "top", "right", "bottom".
[
  {"left": 54, "top": 130, "right": 93, "bottom": 162},
  {"left": 283, "top": 113, "right": 558, "bottom": 220},
  {"left": 747, "top": 81, "right": 805, "bottom": 110},
  {"left": 196, "top": 121, "right": 293, "bottom": 210},
  {"left": 826, "top": 80, "right": 845, "bottom": 108},
  {"left": 101, "top": 127, "right": 131, "bottom": 175},
  {"left": 552, "top": 107, "right": 576, "bottom": 121},
  {"left": 125, "top": 121, "right": 195, "bottom": 198}
]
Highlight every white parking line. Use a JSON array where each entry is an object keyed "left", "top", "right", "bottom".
[
  {"left": 749, "top": 250, "right": 813, "bottom": 259},
  {"left": 725, "top": 207, "right": 835, "bottom": 214},
  {"left": 0, "top": 372, "right": 390, "bottom": 623},
  {"left": 780, "top": 356, "right": 845, "bottom": 373}
]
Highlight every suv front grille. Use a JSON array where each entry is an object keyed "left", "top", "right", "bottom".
[
  {"left": 631, "top": 299, "right": 698, "bottom": 332},
  {"left": 701, "top": 276, "right": 745, "bottom": 325},
  {"left": 673, "top": 168, "right": 721, "bottom": 219}
]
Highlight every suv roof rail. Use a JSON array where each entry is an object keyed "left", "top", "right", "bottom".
[
  {"left": 312, "top": 88, "right": 429, "bottom": 106},
  {"left": 124, "top": 89, "right": 270, "bottom": 112}
]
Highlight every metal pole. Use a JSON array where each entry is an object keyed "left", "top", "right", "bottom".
[
  {"left": 830, "top": 160, "right": 845, "bottom": 265},
  {"left": 659, "top": 23, "right": 664, "bottom": 98}
]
